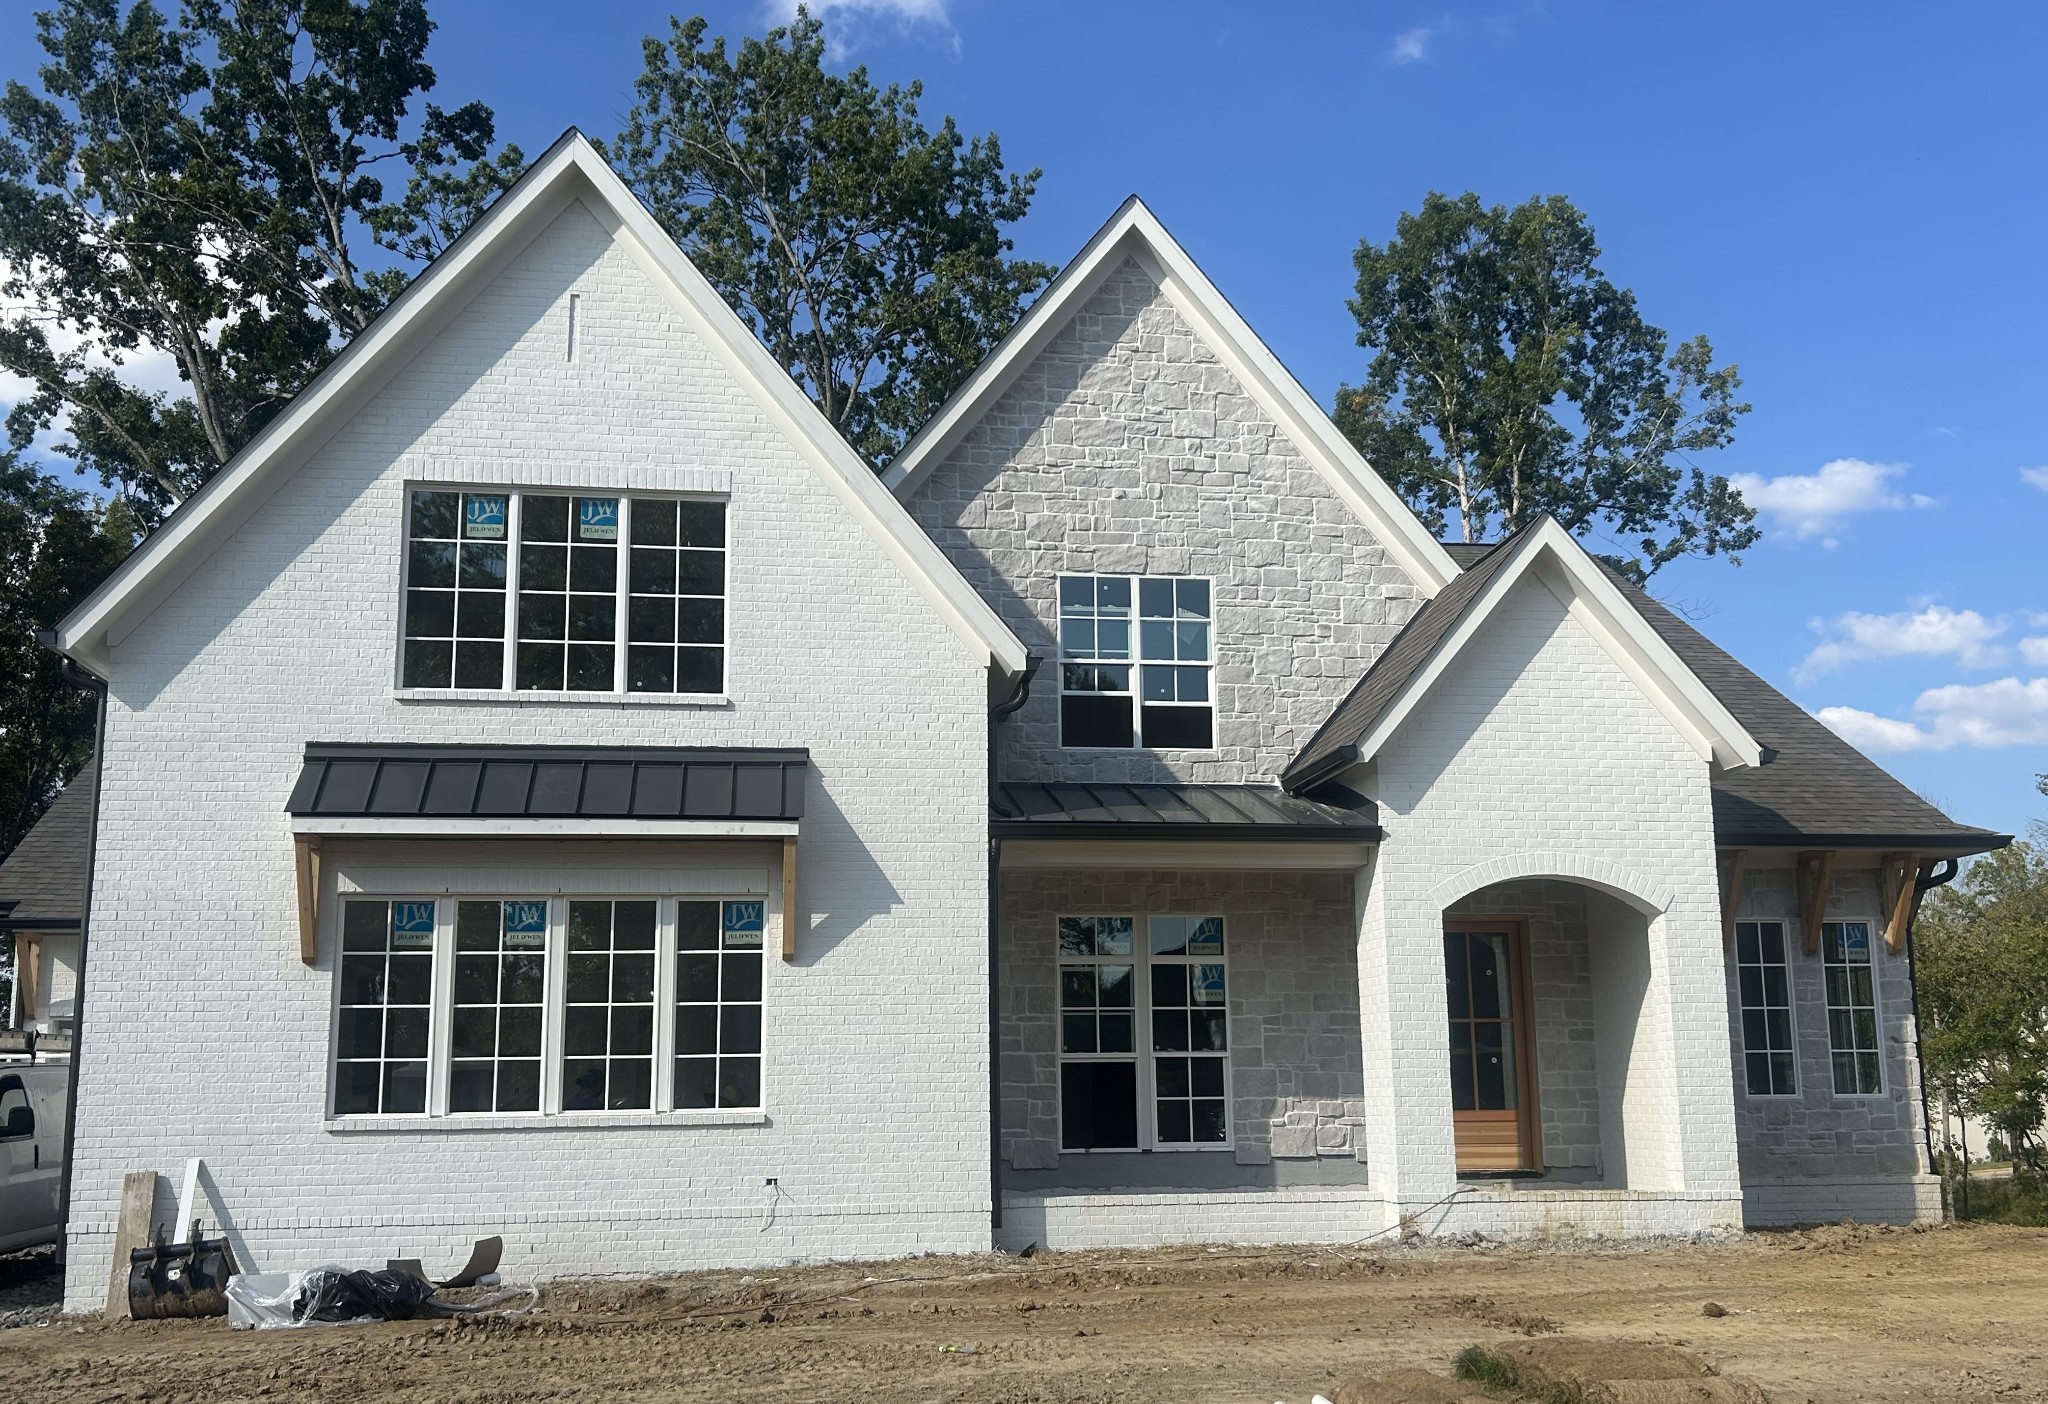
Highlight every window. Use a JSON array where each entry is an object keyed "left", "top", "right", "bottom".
[
  {"left": 1823, "top": 920, "right": 1883, "bottom": 1095},
  {"left": 674, "top": 899, "right": 764, "bottom": 1110},
  {"left": 1057, "top": 575, "right": 1212, "bottom": 749},
  {"left": 402, "top": 488, "right": 726, "bottom": 696},
  {"left": 336, "top": 900, "right": 435, "bottom": 1115},
  {"left": 331, "top": 894, "right": 766, "bottom": 1118},
  {"left": 1735, "top": 920, "right": 1797, "bottom": 1097},
  {"left": 1057, "top": 914, "right": 1229, "bottom": 1151}
]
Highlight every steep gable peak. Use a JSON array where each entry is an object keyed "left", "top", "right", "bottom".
[{"left": 882, "top": 196, "right": 1460, "bottom": 594}]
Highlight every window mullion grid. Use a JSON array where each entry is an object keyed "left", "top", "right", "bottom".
[
  {"left": 426, "top": 899, "right": 453, "bottom": 1118},
  {"left": 613, "top": 496, "right": 630, "bottom": 694},
  {"left": 1136, "top": 934, "right": 1156, "bottom": 1150},
  {"left": 654, "top": 898, "right": 677, "bottom": 1112},
  {"left": 541, "top": 898, "right": 566, "bottom": 1115},
  {"left": 501, "top": 491, "right": 523, "bottom": 692}
]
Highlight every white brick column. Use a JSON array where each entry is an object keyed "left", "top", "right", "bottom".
[{"left": 1355, "top": 857, "right": 1457, "bottom": 1226}]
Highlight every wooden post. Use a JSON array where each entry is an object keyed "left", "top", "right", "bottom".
[
  {"left": 1717, "top": 848, "right": 1746, "bottom": 951},
  {"left": 780, "top": 836, "right": 799, "bottom": 962},
  {"left": 294, "top": 836, "right": 322, "bottom": 965},
  {"left": 1796, "top": 849, "right": 1836, "bottom": 956},
  {"left": 13, "top": 932, "right": 41, "bottom": 1021},
  {"left": 1880, "top": 851, "right": 1920, "bottom": 955},
  {"left": 105, "top": 1170, "right": 157, "bottom": 1319}
]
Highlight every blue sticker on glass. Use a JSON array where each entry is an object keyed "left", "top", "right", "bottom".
[
  {"left": 1843, "top": 925, "right": 1868, "bottom": 955},
  {"left": 723, "top": 900, "right": 764, "bottom": 948},
  {"left": 578, "top": 496, "right": 619, "bottom": 541},
  {"left": 1191, "top": 963, "right": 1226, "bottom": 1005},
  {"left": 463, "top": 494, "right": 506, "bottom": 539},
  {"left": 503, "top": 900, "right": 549, "bottom": 947},
  {"left": 1187, "top": 917, "right": 1224, "bottom": 955},
  {"left": 392, "top": 901, "right": 436, "bottom": 948}
]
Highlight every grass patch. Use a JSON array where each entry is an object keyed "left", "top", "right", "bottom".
[
  {"left": 1959, "top": 1176, "right": 2048, "bottom": 1226},
  {"left": 1453, "top": 1345, "right": 1520, "bottom": 1390}
]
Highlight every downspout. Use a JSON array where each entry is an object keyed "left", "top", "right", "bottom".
[
  {"left": 44, "top": 646, "right": 109, "bottom": 1272},
  {"left": 1906, "top": 857, "right": 1960, "bottom": 1204},
  {"left": 986, "top": 657, "right": 1039, "bottom": 1241}
]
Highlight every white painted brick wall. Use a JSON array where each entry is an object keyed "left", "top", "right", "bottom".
[{"left": 65, "top": 201, "right": 992, "bottom": 1309}]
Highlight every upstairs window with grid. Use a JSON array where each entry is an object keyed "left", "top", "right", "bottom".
[
  {"left": 401, "top": 488, "right": 726, "bottom": 696},
  {"left": 1057, "top": 575, "right": 1213, "bottom": 749},
  {"left": 1735, "top": 920, "right": 1797, "bottom": 1097}
]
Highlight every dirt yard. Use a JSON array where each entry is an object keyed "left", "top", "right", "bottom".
[{"left": 0, "top": 1221, "right": 2042, "bottom": 1402}]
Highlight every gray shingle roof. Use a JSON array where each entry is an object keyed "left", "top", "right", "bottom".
[
  {"left": 992, "top": 782, "right": 1378, "bottom": 839},
  {"left": 0, "top": 768, "right": 96, "bottom": 929},
  {"left": 1284, "top": 536, "right": 2008, "bottom": 853},
  {"left": 288, "top": 744, "right": 808, "bottom": 822}
]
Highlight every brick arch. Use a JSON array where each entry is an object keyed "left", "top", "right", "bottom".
[{"left": 1426, "top": 851, "right": 1673, "bottom": 917}]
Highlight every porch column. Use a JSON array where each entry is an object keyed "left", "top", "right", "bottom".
[
  {"left": 1354, "top": 855, "right": 1458, "bottom": 1226},
  {"left": 1648, "top": 883, "right": 1744, "bottom": 1198}
]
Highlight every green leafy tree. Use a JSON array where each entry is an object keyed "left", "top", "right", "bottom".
[
  {"left": 0, "top": 0, "right": 523, "bottom": 520},
  {"left": 609, "top": 10, "right": 1052, "bottom": 468},
  {"left": 1336, "top": 191, "right": 1758, "bottom": 582},
  {"left": 1918, "top": 838, "right": 2048, "bottom": 1185}
]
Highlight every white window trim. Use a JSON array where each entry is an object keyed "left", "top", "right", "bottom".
[
  {"left": 1055, "top": 912, "right": 1233, "bottom": 1154},
  {"left": 1055, "top": 574, "right": 1216, "bottom": 752},
  {"left": 1733, "top": 919, "right": 1799, "bottom": 1100},
  {"left": 1821, "top": 918, "right": 1887, "bottom": 1099},
  {"left": 393, "top": 484, "right": 733, "bottom": 703},
  {"left": 326, "top": 891, "right": 769, "bottom": 1124}
]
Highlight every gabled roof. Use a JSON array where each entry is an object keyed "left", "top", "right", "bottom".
[
  {"left": 0, "top": 768, "right": 95, "bottom": 930},
  {"left": 50, "top": 130, "right": 1026, "bottom": 678},
  {"left": 1284, "top": 517, "right": 1762, "bottom": 791},
  {"left": 880, "top": 196, "right": 1461, "bottom": 596}
]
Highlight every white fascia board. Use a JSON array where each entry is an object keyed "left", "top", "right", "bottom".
[
  {"left": 54, "top": 132, "right": 1026, "bottom": 678},
  {"left": 1349, "top": 518, "right": 1761, "bottom": 771},
  {"left": 884, "top": 198, "right": 1460, "bottom": 597},
  {"left": 294, "top": 816, "right": 798, "bottom": 839}
]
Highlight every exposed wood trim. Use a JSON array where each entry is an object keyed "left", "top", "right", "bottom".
[
  {"left": 1881, "top": 851, "right": 1921, "bottom": 955},
  {"left": 1718, "top": 849, "right": 1747, "bottom": 951},
  {"left": 780, "top": 836, "right": 799, "bottom": 963},
  {"left": 13, "top": 932, "right": 41, "bottom": 1021},
  {"left": 1796, "top": 849, "right": 1836, "bottom": 956},
  {"left": 294, "top": 836, "right": 322, "bottom": 965}
]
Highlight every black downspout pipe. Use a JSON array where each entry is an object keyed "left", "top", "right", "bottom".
[
  {"left": 986, "top": 658, "right": 1039, "bottom": 1241},
  {"left": 47, "top": 649, "right": 108, "bottom": 1273},
  {"left": 1906, "top": 857, "right": 1960, "bottom": 1207}
]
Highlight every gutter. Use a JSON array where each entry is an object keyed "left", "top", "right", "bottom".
[
  {"left": 41, "top": 643, "right": 108, "bottom": 1275},
  {"left": 985, "top": 657, "right": 1038, "bottom": 1240},
  {"left": 1905, "top": 857, "right": 1961, "bottom": 1203}
]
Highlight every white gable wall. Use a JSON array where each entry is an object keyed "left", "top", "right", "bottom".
[
  {"left": 1358, "top": 575, "right": 1743, "bottom": 1232},
  {"left": 64, "top": 200, "right": 992, "bottom": 1306}
]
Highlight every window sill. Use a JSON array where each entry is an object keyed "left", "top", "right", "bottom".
[
  {"left": 323, "top": 1109, "right": 768, "bottom": 1133},
  {"left": 392, "top": 689, "right": 731, "bottom": 708}
]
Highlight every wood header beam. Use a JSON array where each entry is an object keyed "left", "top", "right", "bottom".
[
  {"left": 780, "top": 836, "right": 799, "bottom": 962},
  {"left": 1796, "top": 849, "right": 1836, "bottom": 956},
  {"left": 1718, "top": 848, "right": 1747, "bottom": 951},
  {"left": 294, "top": 835, "right": 322, "bottom": 964}
]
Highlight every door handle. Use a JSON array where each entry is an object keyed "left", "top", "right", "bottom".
[{"left": 33, "top": 1144, "right": 38, "bottom": 1169}]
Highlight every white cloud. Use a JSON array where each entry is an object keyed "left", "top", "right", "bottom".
[
  {"left": 1816, "top": 678, "right": 2048, "bottom": 754},
  {"left": 1729, "top": 458, "right": 1937, "bottom": 543},
  {"left": 2022, "top": 466, "right": 2048, "bottom": 492},
  {"left": 2022, "top": 636, "right": 2048, "bottom": 666},
  {"left": 760, "top": 0, "right": 955, "bottom": 53},
  {"left": 1794, "top": 605, "right": 2009, "bottom": 685},
  {"left": 1387, "top": 24, "right": 1440, "bottom": 64}
]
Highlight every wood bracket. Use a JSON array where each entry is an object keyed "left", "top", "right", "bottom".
[
  {"left": 1718, "top": 848, "right": 1746, "bottom": 951},
  {"left": 294, "top": 835, "right": 322, "bottom": 965},
  {"left": 1796, "top": 849, "right": 1836, "bottom": 956},
  {"left": 1879, "top": 850, "right": 1921, "bottom": 956}
]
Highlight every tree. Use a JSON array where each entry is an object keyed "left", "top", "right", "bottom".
[
  {"left": 0, "top": 0, "right": 523, "bottom": 522},
  {"left": 1917, "top": 839, "right": 2048, "bottom": 1183},
  {"left": 1335, "top": 192, "right": 1758, "bottom": 582},
  {"left": 0, "top": 454, "right": 134, "bottom": 855},
  {"left": 609, "top": 10, "right": 1052, "bottom": 468}
]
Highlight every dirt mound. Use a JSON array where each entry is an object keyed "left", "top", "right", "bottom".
[{"left": 1487, "top": 1338, "right": 1770, "bottom": 1402}]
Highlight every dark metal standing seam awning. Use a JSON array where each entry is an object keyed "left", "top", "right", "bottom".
[
  {"left": 991, "top": 782, "right": 1380, "bottom": 841},
  {"left": 287, "top": 744, "right": 807, "bottom": 824}
]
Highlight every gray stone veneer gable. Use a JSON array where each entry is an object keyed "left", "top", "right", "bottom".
[{"left": 904, "top": 256, "right": 1425, "bottom": 784}]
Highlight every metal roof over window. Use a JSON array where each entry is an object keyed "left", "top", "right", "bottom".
[
  {"left": 991, "top": 782, "right": 1378, "bottom": 840},
  {"left": 287, "top": 744, "right": 807, "bottom": 829}
]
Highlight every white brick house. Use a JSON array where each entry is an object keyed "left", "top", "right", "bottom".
[{"left": 45, "top": 135, "right": 2005, "bottom": 1302}]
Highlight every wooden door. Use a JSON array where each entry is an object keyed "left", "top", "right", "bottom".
[{"left": 1444, "top": 918, "right": 1540, "bottom": 1172}]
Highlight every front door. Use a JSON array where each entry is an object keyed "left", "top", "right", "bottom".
[{"left": 1444, "top": 919, "right": 1539, "bottom": 1172}]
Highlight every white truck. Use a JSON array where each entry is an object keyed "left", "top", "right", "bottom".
[{"left": 0, "top": 1060, "right": 67, "bottom": 1251}]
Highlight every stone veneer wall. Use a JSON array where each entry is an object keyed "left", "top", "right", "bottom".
[
  {"left": 1728, "top": 863, "right": 1929, "bottom": 1180},
  {"left": 1446, "top": 880, "right": 1603, "bottom": 1176},
  {"left": 903, "top": 256, "right": 1424, "bottom": 784},
  {"left": 999, "top": 868, "right": 1364, "bottom": 1176}
]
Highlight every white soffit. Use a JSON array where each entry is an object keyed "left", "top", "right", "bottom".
[
  {"left": 1348, "top": 518, "right": 1762, "bottom": 772},
  {"left": 882, "top": 197, "right": 1460, "bottom": 596},
  {"left": 54, "top": 131, "right": 1027, "bottom": 678}
]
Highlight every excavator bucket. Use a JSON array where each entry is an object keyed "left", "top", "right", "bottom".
[{"left": 128, "top": 1221, "right": 239, "bottom": 1319}]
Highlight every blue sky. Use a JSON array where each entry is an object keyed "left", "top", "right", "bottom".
[{"left": 5, "top": 1, "right": 2045, "bottom": 839}]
